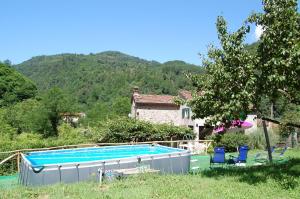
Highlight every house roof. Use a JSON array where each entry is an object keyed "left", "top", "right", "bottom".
[
  {"left": 133, "top": 94, "right": 176, "bottom": 105},
  {"left": 131, "top": 89, "right": 193, "bottom": 106}
]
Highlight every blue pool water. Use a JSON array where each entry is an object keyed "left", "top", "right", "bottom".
[{"left": 25, "top": 145, "right": 184, "bottom": 166}]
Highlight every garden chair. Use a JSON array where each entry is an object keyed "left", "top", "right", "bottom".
[
  {"left": 254, "top": 146, "right": 287, "bottom": 163},
  {"left": 273, "top": 146, "right": 288, "bottom": 161},
  {"left": 179, "top": 141, "right": 195, "bottom": 152},
  {"left": 254, "top": 146, "right": 275, "bottom": 162},
  {"left": 210, "top": 147, "right": 226, "bottom": 168},
  {"left": 229, "top": 145, "right": 249, "bottom": 165}
]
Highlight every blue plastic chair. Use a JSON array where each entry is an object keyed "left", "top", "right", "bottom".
[
  {"left": 210, "top": 147, "right": 226, "bottom": 167},
  {"left": 230, "top": 145, "right": 249, "bottom": 164}
]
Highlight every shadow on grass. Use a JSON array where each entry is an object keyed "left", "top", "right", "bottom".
[{"left": 200, "top": 158, "right": 300, "bottom": 190}]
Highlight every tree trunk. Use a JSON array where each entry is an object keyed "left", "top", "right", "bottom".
[
  {"left": 291, "top": 130, "right": 298, "bottom": 148},
  {"left": 262, "top": 120, "right": 273, "bottom": 163},
  {"left": 270, "top": 102, "right": 274, "bottom": 119}
]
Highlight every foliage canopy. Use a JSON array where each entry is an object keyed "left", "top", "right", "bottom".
[
  {"left": 189, "top": 16, "right": 255, "bottom": 125},
  {"left": 14, "top": 51, "right": 204, "bottom": 111},
  {"left": 249, "top": 0, "right": 300, "bottom": 104},
  {"left": 189, "top": 0, "right": 300, "bottom": 129},
  {"left": 0, "top": 62, "right": 37, "bottom": 107}
]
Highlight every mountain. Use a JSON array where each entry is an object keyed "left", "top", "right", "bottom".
[
  {"left": 14, "top": 51, "right": 204, "bottom": 109},
  {"left": 0, "top": 62, "right": 37, "bottom": 107}
]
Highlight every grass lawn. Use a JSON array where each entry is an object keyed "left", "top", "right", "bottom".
[
  {"left": 0, "top": 149, "right": 299, "bottom": 199},
  {"left": 190, "top": 148, "right": 291, "bottom": 171}
]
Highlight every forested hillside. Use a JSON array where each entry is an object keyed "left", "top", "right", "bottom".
[
  {"left": 14, "top": 51, "right": 204, "bottom": 110},
  {"left": 0, "top": 63, "right": 37, "bottom": 107}
]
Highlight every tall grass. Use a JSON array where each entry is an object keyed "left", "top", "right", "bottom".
[{"left": 247, "top": 128, "right": 280, "bottom": 149}]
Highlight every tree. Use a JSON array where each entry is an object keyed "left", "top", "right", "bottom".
[
  {"left": 83, "top": 102, "right": 112, "bottom": 126},
  {"left": 3, "top": 59, "right": 12, "bottom": 67},
  {"left": 41, "top": 88, "right": 72, "bottom": 136},
  {"left": 0, "top": 63, "right": 37, "bottom": 107},
  {"left": 0, "top": 108, "right": 17, "bottom": 141},
  {"left": 189, "top": 0, "right": 300, "bottom": 161},
  {"left": 249, "top": 0, "right": 300, "bottom": 107},
  {"left": 111, "top": 97, "right": 131, "bottom": 116},
  {"left": 249, "top": 0, "right": 300, "bottom": 151},
  {"left": 4, "top": 99, "right": 52, "bottom": 135},
  {"left": 189, "top": 16, "right": 255, "bottom": 126},
  {"left": 190, "top": 0, "right": 300, "bottom": 129}
]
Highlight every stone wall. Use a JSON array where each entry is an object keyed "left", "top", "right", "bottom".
[
  {"left": 133, "top": 104, "right": 182, "bottom": 125},
  {"left": 130, "top": 101, "right": 201, "bottom": 139}
]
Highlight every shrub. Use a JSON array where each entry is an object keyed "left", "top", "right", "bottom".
[
  {"left": 4, "top": 99, "right": 52, "bottom": 135},
  {"left": 57, "top": 123, "right": 89, "bottom": 144},
  {"left": 0, "top": 108, "right": 17, "bottom": 141},
  {"left": 13, "top": 133, "right": 46, "bottom": 149},
  {"left": 207, "top": 132, "right": 249, "bottom": 152},
  {"left": 100, "top": 117, "right": 194, "bottom": 143},
  {"left": 219, "top": 132, "right": 249, "bottom": 152}
]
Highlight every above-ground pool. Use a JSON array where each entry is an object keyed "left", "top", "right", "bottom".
[{"left": 20, "top": 144, "right": 190, "bottom": 186}]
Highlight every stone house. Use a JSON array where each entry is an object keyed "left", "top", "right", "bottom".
[
  {"left": 60, "top": 112, "right": 86, "bottom": 125},
  {"left": 129, "top": 87, "right": 206, "bottom": 140}
]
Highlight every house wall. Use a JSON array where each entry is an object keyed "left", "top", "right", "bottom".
[
  {"left": 132, "top": 103, "right": 182, "bottom": 125},
  {"left": 244, "top": 114, "right": 258, "bottom": 134},
  {"left": 130, "top": 101, "right": 137, "bottom": 118},
  {"left": 179, "top": 104, "right": 194, "bottom": 126},
  {"left": 130, "top": 101, "right": 208, "bottom": 140},
  {"left": 244, "top": 114, "right": 276, "bottom": 134}
]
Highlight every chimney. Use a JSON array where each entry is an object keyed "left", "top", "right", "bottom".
[{"left": 132, "top": 86, "right": 140, "bottom": 97}]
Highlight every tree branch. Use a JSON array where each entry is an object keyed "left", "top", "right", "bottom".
[{"left": 261, "top": 117, "right": 300, "bottom": 128}]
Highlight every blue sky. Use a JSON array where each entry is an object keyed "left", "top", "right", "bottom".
[{"left": 1, "top": 0, "right": 265, "bottom": 65}]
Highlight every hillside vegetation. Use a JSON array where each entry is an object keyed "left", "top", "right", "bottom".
[
  {"left": 14, "top": 51, "right": 204, "bottom": 110},
  {"left": 0, "top": 63, "right": 37, "bottom": 107}
]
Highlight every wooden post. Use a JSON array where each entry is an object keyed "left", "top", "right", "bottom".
[
  {"left": 262, "top": 120, "right": 273, "bottom": 163},
  {"left": 17, "top": 152, "right": 20, "bottom": 172}
]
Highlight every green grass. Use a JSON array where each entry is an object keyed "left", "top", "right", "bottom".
[
  {"left": 1, "top": 149, "right": 300, "bottom": 199},
  {"left": 0, "top": 175, "right": 18, "bottom": 189},
  {"left": 190, "top": 149, "right": 291, "bottom": 171}
]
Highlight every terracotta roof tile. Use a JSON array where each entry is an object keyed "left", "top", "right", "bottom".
[
  {"left": 133, "top": 94, "right": 176, "bottom": 105},
  {"left": 131, "top": 89, "right": 194, "bottom": 105}
]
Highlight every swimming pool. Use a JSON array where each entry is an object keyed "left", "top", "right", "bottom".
[{"left": 20, "top": 144, "right": 190, "bottom": 186}]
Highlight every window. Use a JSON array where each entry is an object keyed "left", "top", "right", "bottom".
[
  {"left": 182, "top": 108, "right": 190, "bottom": 119},
  {"left": 188, "top": 125, "right": 194, "bottom": 130}
]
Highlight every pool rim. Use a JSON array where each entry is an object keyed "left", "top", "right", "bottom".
[{"left": 26, "top": 144, "right": 184, "bottom": 154}]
